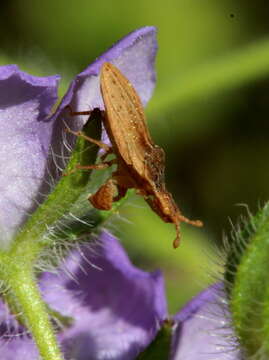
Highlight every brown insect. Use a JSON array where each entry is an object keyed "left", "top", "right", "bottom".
[{"left": 67, "top": 62, "right": 203, "bottom": 248}]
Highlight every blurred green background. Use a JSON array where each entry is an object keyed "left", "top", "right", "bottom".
[{"left": 2, "top": 0, "right": 269, "bottom": 313}]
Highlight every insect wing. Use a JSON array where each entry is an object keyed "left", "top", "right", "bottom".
[{"left": 100, "top": 62, "right": 154, "bottom": 174}]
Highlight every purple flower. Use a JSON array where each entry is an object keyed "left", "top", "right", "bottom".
[
  {"left": 0, "top": 231, "right": 240, "bottom": 359},
  {"left": 0, "top": 26, "right": 157, "bottom": 248}
]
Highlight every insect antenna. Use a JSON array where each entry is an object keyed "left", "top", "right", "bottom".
[{"left": 178, "top": 215, "right": 203, "bottom": 228}]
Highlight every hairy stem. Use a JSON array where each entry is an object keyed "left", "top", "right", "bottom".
[{"left": 7, "top": 261, "right": 64, "bottom": 360}]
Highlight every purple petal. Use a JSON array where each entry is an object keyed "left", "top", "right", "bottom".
[
  {"left": 0, "top": 338, "right": 39, "bottom": 360},
  {"left": 172, "top": 284, "right": 240, "bottom": 360},
  {"left": 0, "top": 299, "right": 39, "bottom": 358},
  {"left": 50, "top": 26, "right": 157, "bottom": 130},
  {"left": 0, "top": 65, "right": 59, "bottom": 245},
  {"left": 42, "top": 231, "right": 167, "bottom": 360},
  {"left": 0, "top": 232, "right": 167, "bottom": 359}
]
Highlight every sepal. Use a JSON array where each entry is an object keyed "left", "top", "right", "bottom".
[{"left": 136, "top": 320, "right": 173, "bottom": 360}]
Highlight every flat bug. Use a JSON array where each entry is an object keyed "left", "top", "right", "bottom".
[{"left": 67, "top": 62, "right": 203, "bottom": 248}]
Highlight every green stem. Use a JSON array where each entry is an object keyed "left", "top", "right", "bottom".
[{"left": 7, "top": 261, "right": 64, "bottom": 360}]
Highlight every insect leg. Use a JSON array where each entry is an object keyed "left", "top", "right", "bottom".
[
  {"left": 66, "top": 105, "right": 92, "bottom": 116},
  {"left": 89, "top": 172, "right": 130, "bottom": 210},
  {"left": 89, "top": 178, "right": 117, "bottom": 210},
  {"left": 66, "top": 105, "right": 105, "bottom": 118},
  {"left": 65, "top": 159, "right": 117, "bottom": 175},
  {"left": 75, "top": 158, "right": 117, "bottom": 171},
  {"left": 66, "top": 127, "right": 110, "bottom": 152}
]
